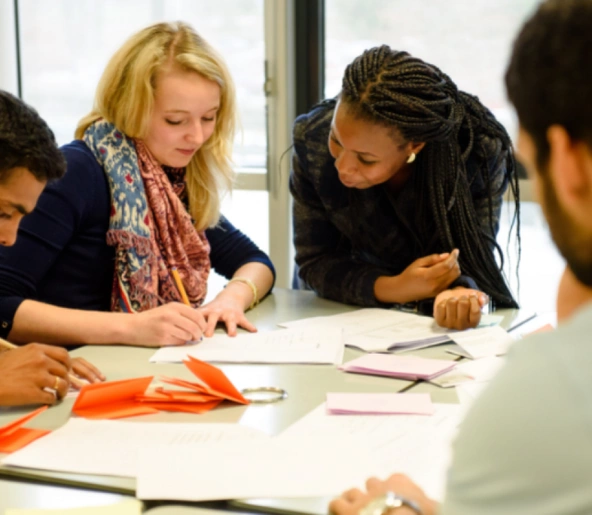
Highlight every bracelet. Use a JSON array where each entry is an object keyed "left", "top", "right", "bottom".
[
  {"left": 241, "top": 387, "right": 288, "bottom": 403},
  {"left": 227, "top": 276, "right": 258, "bottom": 310}
]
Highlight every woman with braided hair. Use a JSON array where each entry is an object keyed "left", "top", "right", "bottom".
[{"left": 291, "top": 45, "right": 519, "bottom": 330}]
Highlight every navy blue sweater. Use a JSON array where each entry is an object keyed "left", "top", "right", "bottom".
[{"left": 0, "top": 140, "right": 274, "bottom": 338}]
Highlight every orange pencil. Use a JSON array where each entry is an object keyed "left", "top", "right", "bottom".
[{"left": 171, "top": 267, "right": 191, "bottom": 306}]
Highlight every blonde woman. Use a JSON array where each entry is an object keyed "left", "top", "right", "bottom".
[{"left": 0, "top": 22, "right": 275, "bottom": 347}]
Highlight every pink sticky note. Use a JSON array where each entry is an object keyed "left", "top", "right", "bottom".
[
  {"left": 326, "top": 393, "right": 435, "bottom": 415},
  {"left": 340, "top": 354, "right": 456, "bottom": 380}
]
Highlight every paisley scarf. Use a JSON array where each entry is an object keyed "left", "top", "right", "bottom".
[{"left": 83, "top": 120, "right": 210, "bottom": 312}]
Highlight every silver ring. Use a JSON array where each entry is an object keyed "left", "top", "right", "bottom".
[{"left": 241, "top": 387, "right": 287, "bottom": 404}]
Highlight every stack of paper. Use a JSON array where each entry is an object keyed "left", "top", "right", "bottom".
[
  {"left": 149, "top": 327, "right": 344, "bottom": 365},
  {"left": 429, "top": 356, "right": 506, "bottom": 388},
  {"left": 5, "top": 500, "right": 143, "bottom": 515},
  {"left": 0, "top": 406, "right": 49, "bottom": 453},
  {"left": 447, "top": 326, "right": 515, "bottom": 359},
  {"left": 279, "top": 402, "right": 463, "bottom": 501},
  {"left": 340, "top": 354, "right": 456, "bottom": 380},
  {"left": 72, "top": 357, "right": 248, "bottom": 419},
  {"left": 280, "top": 308, "right": 450, "bottom": 351},
  {"left": 2, "top": 419, "right": 267, "bottom": 477},
  {"left": 279, "top": 308, "right": 505, "bottom": 353},
  {"left": 326, "top": 393, "right": 435, "bottom": 415},
  {"left": 136, "top": 436, "right": 377, "bottom": 501}
]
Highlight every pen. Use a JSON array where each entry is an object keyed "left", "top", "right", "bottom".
[
  {"left": 0, "top": 337, "right": 86, "bottom": 389},
  {"left": 170, "top": 267, "right": 191, "bottom": 306}
]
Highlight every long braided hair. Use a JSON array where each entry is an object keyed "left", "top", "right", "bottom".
[{"left": 341, "top": 46, "right": 519, "bottom": 308}]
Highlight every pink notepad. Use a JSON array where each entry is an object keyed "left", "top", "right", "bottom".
[
  {"left": 326, "top": 393, "right": 434, "bottom": 415},
  {"left": 340, "top": 353, "right": 456, "bottom": 380}
]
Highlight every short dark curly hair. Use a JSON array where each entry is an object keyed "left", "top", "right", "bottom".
[
  {"left": 0, "top": 90, "right": 66, "bottom": 183},
  {"left": 506, "top": 0, "right": 592, "bottom": 171}
]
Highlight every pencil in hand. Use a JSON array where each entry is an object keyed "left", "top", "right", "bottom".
[
  {"left": 0, "top": 337, "right": 86, "bottom": 390},
  {"left": 171, "top": 267, "right": 191, "bottom": 306}
]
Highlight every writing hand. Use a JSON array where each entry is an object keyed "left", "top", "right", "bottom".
[
  {"left": 125, "top": 303, "right": 207, "bottom": 347},
  {"left": 0, "top": 344, "right": 71, "bottom": 406}
]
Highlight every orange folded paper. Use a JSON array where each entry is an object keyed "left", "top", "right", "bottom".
[
  {"left": 0, "top": 406, "right": 50, "bottom": 453},
  {"left": 73, "top": 376, "right": 158, "bottom": 419},
  {"left": 72, "top": 357, "right": 248, "bottom": 419},
  {"left": 183, "top": 356, "right": 249, "bottom": 404},
  {"left": 136, "top": 388, "right": 223, "bottom": 414},
  {"left": 157, "top": 356, "right": 248, "bottom": 405}
]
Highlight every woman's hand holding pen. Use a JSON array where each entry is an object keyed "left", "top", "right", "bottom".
[
  {"left": 375, "top": 250, "right": 461, "bottom": 304},
  {"left": 125, "top": 302, "right": 207, "bottom": 347},
  {"left": 0, "top": 344, "right": 71, "bottom": 406}
]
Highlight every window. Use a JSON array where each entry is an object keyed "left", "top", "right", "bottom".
[
  {"left": 18, "top": 0, "right": 266, "bottom": 168},
  {"left": 325, "top": 0, "right": 542, "bottom": 141},
  {"left": 16, "top": 0, "right": 279, "bottom": 292}
]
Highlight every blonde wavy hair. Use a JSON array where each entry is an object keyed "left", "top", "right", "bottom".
[{"left": 76, "top": 21, "right": 236, "bottom": 230}]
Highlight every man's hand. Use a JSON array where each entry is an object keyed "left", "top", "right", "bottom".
[
  {"left": 329, "top": 474, "right": 438, "bottom": 515},
  {"left": 434, "top": 287, "right": 488, "bottom": 330},
  {"left": 0, "top": 344, "right": 71, "bottom": 406}
]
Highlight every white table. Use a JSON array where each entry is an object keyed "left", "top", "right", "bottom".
[{"left": 0, "top": 288, "right": 528, "bottom": 513}]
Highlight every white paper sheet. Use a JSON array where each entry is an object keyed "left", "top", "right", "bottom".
[
  {"left": 345, "top": 317, "right": 451, "bottom": 352},
  {"left": 456, "top": 382, "right": 491, "bottom": 408},
  {"left": 447, "top": 326, "right": 515, "bottom": 359},
  {"left": 5, "top": 500, "right": 142, "bottom": 515},
  {"left": 278, "top": 402, "right": 464, "bottom": 501},
  {"left": 326, "top": 392, "right": 435, "bottom": 415},
  {"left": 149, "top": 327, "right": 344, "bottom": 365},
  {"left": 2, "top": 419, "right": 268, "bottom": 478},
  {"left": 430, "top": 356, "right": 506, "bottom": 388},
  {"left": 136, "top": 436, "right": 377, "bottom": 501},
  {"left": 279, "top": 308, "right": 503, "bottom": 353},
  {"left": 279, "top": 308, "right": 412, "bottom": 335}
]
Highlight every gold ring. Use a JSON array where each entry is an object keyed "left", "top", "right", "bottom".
[{"left": 53, "top": 376, "right": 60, "bottom": 391}]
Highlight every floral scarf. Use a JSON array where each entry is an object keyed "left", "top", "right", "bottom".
[{"left": 83, "top": 120, "right": 210, "bottom": 312}]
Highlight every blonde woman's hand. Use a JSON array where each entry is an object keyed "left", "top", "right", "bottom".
[
  {"left": 198, "top": 290, "right": 257, "bottom": 337},
  {"left": 126, "top": 303, "right": 207, "bottom": 346}
]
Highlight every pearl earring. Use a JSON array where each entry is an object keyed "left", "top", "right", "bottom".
[{"left": 406, "top": 152, "right": 416, "bottom": 164}]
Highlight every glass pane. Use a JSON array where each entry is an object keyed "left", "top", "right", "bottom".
[
  {"left": 18, "top": 0, "right": 266, "bottom": 168},
  {"left": 206, "top": 190, "right": 270, "bottom": 299},
  {"left": 325, "top": 0, "right": 542, "bottom": 141}
]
